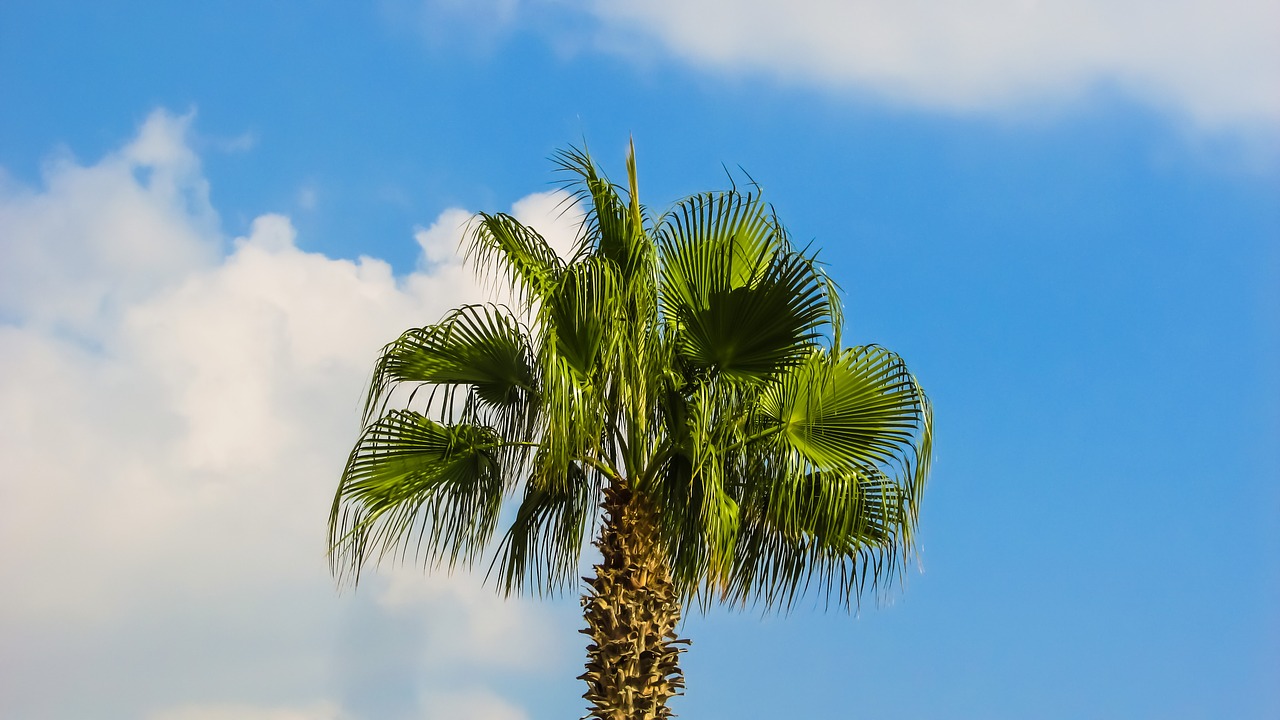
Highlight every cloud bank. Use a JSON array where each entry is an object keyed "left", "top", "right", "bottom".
[{"left": 0, "top": 110, "right": 580, "bottom": 720}]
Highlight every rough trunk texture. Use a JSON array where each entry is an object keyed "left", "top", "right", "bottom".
[{"left": 580, "top": 483, "right": 687, "bottom": 720}]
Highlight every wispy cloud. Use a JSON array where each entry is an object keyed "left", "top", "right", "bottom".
[
  {"left": 413, "top": 0, "right": 1279, "bottom": 131},
  {"left": 588, "top": 0, "right": 1280, "bottom": 130}
]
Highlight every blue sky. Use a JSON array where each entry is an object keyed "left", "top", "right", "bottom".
[{"left": 1, "top": 2, "right": 1277, "bottom": 719}]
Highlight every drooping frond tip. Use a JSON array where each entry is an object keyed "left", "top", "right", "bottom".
[{"left": 462, "top": 213, "right": 564, "bottom": 313}]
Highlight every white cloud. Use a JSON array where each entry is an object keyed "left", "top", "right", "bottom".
[
  {"left": 0, "top": 109, "right": 216, "bottom": 334},
  {"left": 414, "top": 189, "right": 580, "bottom": 268},
  {"left": 419, "top": 689, "right": 530, "bottom": 720},
  {"left": 149, "top": 701, "right": 348, "bottom": 720},
  {"left": 0, "top": 110, "right": 582, "bottom": 719},
  {"left": 581, "top": 0, "right": 1280, "bottom": 129},
  {"left": 510, "top": 189, "right": 583, "bottom": 259},
  {"left": 377, "top": 566, "right": 554, "bottom": 668}
]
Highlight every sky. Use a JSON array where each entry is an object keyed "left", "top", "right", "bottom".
[{"left": 0, "top": 1, "right": 1277, "bottom": 719}]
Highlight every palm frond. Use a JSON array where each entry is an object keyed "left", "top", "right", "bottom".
[
  {"left": 532, "top": 350, "right": 612, "bottom": 490},
  {"left": 541, "top": 256, "right": 623, "bottom": 380},
  {"left": 362, "top": 304, "right": 537, "bottom": 436},
  {"left": 464, "top": 212, "right": 564, "bottom": 312},
  {"left": 489, "top": 459, "right": 601, "bottom": 596},
  {"left": 658, "top": 191, "right": 780, "bottom": 289},
  {"left": 657, "top": 192, "right": 834, "bottom": 382},
  {"left": 645, "top": 379, "right": 750, "bottom": 595},
  {"left": 552, "top": 144, "right": 654, "bottom": 281},
  {"left": 725, "top": 468, "right": 907, "bottom": 610},
  {"left": 757, "top": 346, "right": 929, "bottom": 475},
  {"left": 329, "top": 411, "right": 511, "bottom": 584},
  {"left": 696, "top": 345, "right": 932, "bottom": 607}
]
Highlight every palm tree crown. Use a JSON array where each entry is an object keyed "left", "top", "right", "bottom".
[{"left": 330, "top": 142, "right": 932, "bottom": 718}]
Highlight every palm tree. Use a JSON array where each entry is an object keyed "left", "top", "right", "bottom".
[{"left": 329, "top": 142, "right": 932, "bottom": 720}]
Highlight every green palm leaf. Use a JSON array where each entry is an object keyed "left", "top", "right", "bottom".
[
  {"left": 554, "top": 144, "right": 653, "bottom": 281},
  {"left": 331, "top": 411, "right": 509, "bottom": 582},
  {"left": 660, "top": 191, "right": 780, "bottom": 288},
  {"left": 363, "top": 304, "right": 536, "bottom": 435},
  {"left": 726, "top": 469, "right": 906, "bottom": 609},
  {"left": 657, "top": 192, "right": 835, "bottom": 382},
  {"left": 465, "top": 213, "right": 564, "bottom": 310},
  {"left": 648, "top": 380, "right": 745, "bottom": 591},
  {"left": 490, "top": 459, "right": 600, "bottom": 596},
  {"left": 758, "top": 346, "right": 929, "bottom": 474},
  {"left": 542, "top": 256, "right": 623, "bottom": 380}
]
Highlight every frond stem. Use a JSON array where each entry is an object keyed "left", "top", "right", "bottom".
[
  {"left": 733, "top": 424, "right": 784, "bottom": 451},
  {"left": 493, "top": 440, "right": 625, "bottom": 485}
]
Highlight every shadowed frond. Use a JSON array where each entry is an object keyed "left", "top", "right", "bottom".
[
  {"left": 657, "top": 192, "right": 835, "bottom": 382},
  {"left": 542, "top": 256, "right": 623, "bottom": 380},
  {"left": 647, "top": 380, "right": 746, "bottom": 591}
]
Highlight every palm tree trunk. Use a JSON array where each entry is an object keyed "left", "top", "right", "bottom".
[{"left": 580, "top": 481, "right": 687, "bottom": 720}]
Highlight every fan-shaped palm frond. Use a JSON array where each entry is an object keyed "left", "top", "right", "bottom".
[
  {"left": 330, "top": 411, "right": 510, "bottom": 582},
  {"left": 657, "top": 192, "right": 837, "bottom": 382},
  {"left": 758, "top": 346, "right": 929, "bottom": 475},
  {"left": 361, "top": 303, "right": 537, "bottom": 438}
]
